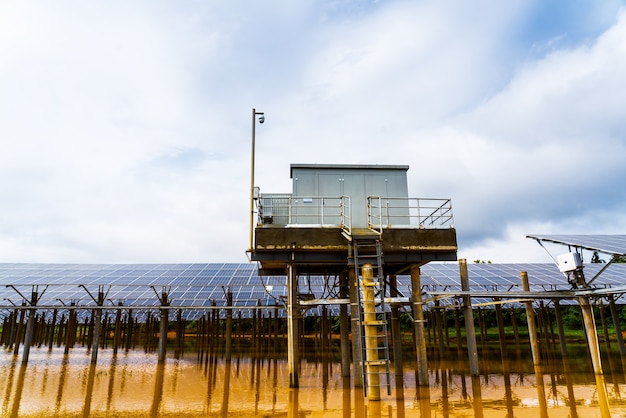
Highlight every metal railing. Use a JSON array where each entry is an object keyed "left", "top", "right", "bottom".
[
  {"left": 367, "top": 197, "right": 453, "bottom": 234},
  {"left": 257, "top": 194, "right": 352, "bottom": 234}
]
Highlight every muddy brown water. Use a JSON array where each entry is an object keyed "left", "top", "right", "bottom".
[{"left": 2, "top": 343, "right": 626, "bottom": 417}]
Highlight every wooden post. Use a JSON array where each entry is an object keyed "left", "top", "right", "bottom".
[
  {"left": 113, "top": 302, "right": 123, "bottom": 355},
  {"left": 13, "top": 305, "right": 26, "bottom": 355},
  {"left": 22, "top": 289, "right": 39, "bottom": 364},
  {"left": 225, "top": 291, "right": 234, "bottom": 362},
  {"left": 411, "top": 264, "right": 429, "bottom": 386},
  {"left": 459, "top": 259, "right": 479, "bottom": 376},
  {"left": 362, "top": 264, "right": 381, "bottom": 400},
  {"left": 521, "top": 271, "right": 548, "bottom": 418},
  {"left": 578, "top": 295, "right": 611, "bottom": 417},
  {"left": 48, "top": 309, "right": 58, "bottom": 351},
  {"left": 175, "top": 309, "right": 184, "bottom": 358},
  {"left": 91, "top": 290, "right": 104, "bottom": 364},
  {"left": 158, "top": 289, "right": 170, "bottom": 364},
  {"left": 287, "top": 264, "right": 300, "bottom": 388},
  {"left": 553, "top": 300, "right": 568, "bottom": 357}
]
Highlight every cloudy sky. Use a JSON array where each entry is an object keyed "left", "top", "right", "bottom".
[{"left": 1, "top": 1, "right": 625, "bottom": 265}]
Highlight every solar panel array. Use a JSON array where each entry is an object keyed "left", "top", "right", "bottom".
[
  {"left": 526, "top": 234, "right": 626, "bottom": 256},
  {"left": 1, "top": 261, "right": 626, "bottom": 319}
]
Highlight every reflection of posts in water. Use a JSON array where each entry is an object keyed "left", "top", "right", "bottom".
[
  {"left": 321, "top": 305, "right": 330, "bottom": 407},
  {"left": 82, "top": 363, "right": 97, "bottom": 418},
  {"left": 353, "top": 380, "right": 366, "bottom": 418},
  {"left": 2, "top": 356, "right": 18, "bottom": 415},
  {"left": 578, "top": 296, "right": 612, "bottom": 418},
  {"left": 520, "top": 272, "right": 548, "bottom": 418},
  {"left": 254, "top": 355, "right": 262, "bottom": 415},
  {"left": 54, "top": 354, "right": 70, "bottom": 415},
  {"left": 561, "top": 355, "right": 579, "bottom": 418},
  {"left": 342, "top": 376, "right": 351, "bottom": 418},
  {"left": 495, "top": 300, "right": 514, "bottom": 418},
  {"left": 470, "top": 375, "right": 484, "bottom": 418},
  {"left": 287, "top": 388, "right": 299, "bottom": 418},
  {"left": 9, "top": 364, "right": 28, "bottom": 418},
  {"left": 502, "top": 362, "right": 514, "bottom": 418},
  {"left": 608, "top": 295, "right": 626, "bottom": 387},
  {"left": 220, "top": 358, "right": 232, "bottom": 418},
  {"left": 599, "top": 299, "right": 621, "bottom": 399},
  {"left": 349, "top": 267, "right": 364, "bottom": 388},
  {"left": 366, "top": 398, "right": 381, "bottom": 418},
  {"left": 395, "top": 375, "right": 406, "bottom": 418},
  {"left": 150, "top": 362, "right": 166, "bottom": 418},
  {"left": 441, "top": 368, "right": 450, "bottom": 417},
  {"left": 410, "top": 264, "right": 429, "bottom": 386},
  {"left": 415, "top": 384, "right": 431, "bottom": 418},
  {"left": 272, "top": 358, "right": 279, "bottom": 412},
  {"left": 106, "top": 354, "right": 119, "bottom": 413}
]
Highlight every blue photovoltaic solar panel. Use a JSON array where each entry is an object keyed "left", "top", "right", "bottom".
[
  {"left": 527, "top": 234, "right": 626, "bottom": 256},
  {"left": 1, "top": 260, "right": 626, "bottom": 315}
]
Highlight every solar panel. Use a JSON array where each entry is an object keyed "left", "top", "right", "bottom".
[
  {"left": 527, "top": 234, "right": 626, "bottom": 256},
  {"left": 1, "top": 261, "right": 626, "bottom": 316}
]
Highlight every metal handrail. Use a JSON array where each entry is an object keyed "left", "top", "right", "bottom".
[
  {"left": 257, "top": 194, "right": 352, "bottom": 232},
  {"left": 368, "top": 197, "right": 453, "bottom": 233}
]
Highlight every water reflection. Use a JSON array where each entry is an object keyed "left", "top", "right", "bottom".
[{"left": 2, "top": 344, "right": 626, "bottom": 417}]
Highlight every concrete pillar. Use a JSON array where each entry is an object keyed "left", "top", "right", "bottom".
[
  {"left": 287, "top": 264, "right": 300, "bottom": 388},
  {"left": 411, "top": 264, "right": 429, "bottom": 386},
  {"left": 521, "top": 271, "right": 548, "bottom": 418},
  {"left": 459, "top": 259, "right": 479, "bottom": 377},
  {"left": 349, "top": 267, "right": 364, "bottom": 387},
  {"left": 389, "top": 274, "right": 404, "bottom": 377},
  {"left": 578, "top": 295, "right": 611, "bottom": 418}
]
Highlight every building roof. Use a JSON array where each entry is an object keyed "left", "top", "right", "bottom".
[{"left": 290, "top": 163, "right": 409, "bottom": 178}]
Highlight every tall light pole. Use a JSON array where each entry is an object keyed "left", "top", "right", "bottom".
[{"left": 249, "top": 108, "right": 265, "bottom": 252}]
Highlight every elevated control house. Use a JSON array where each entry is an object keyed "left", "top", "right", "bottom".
[
  {"left": 250, "top": 164, "right": 457, "bottom": 275},
  {"left": 248, "top": 163, "right": 458, "bottom": 397}
]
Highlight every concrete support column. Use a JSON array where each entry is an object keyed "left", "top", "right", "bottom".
[
  {"left": 287, "top": 264, "right": 300, "bottom": 388},
  {"left": 349, "top": 266, "right": 364, "bottom": 387},
  {"left": 578, "top": 295, "right": 611, "bottom": 418},
  {"left": 459, "top": 259, "right": 479, "bottom": 377},
  {"left": 410, "top": 264, "right": 429, "bottom": 386},
  {"left": 389, "top": 274, "right": 404, "bottom": 377},
  {"left": 521, "top": 271, "right": 548, "bottom": 418}
]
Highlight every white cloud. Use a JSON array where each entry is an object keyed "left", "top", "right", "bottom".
[{"left": 0, "top": 1, "right": 625, "bottom": 264}]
